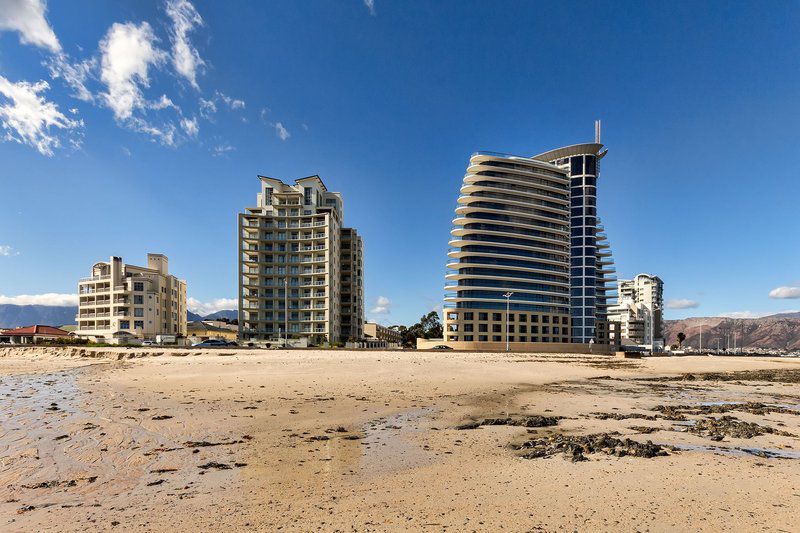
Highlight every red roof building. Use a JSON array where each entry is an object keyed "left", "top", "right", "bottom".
[{"left": 0, "top": 325, "right": 71, "bottom": 344}]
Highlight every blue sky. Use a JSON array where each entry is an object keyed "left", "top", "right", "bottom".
[{"left": 0, "top": 0, "right": 799, "bottom": 323}]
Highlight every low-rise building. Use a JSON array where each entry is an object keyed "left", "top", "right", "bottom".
[
  {"left": 187, "top": 321, "right": 238, "bottom": 343},
  {"left": 76, "top": 254, "right": 187, "bottom": 343},
  {"left": 364, "top": 322, "right": 402, "bottom": 344},
  {"left": 0, "top": 325, "right": 71, "bottom": 344}
]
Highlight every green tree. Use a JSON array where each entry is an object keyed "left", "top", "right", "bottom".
[
  {"left": 420, "top": 311, "right": 443, "bottom": 339},
  {"left": 394, "top": 311, "right": 443, "bottom": 348},
  {"left": 677, "top": 332, "right": 686, "bottom": 348}
]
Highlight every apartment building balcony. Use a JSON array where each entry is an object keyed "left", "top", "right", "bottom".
[
  {"left": 77, "top": 312, "right": 111, "bottom": 320},
  {"left": 78, "top": 324, "right": 111, "bottom": 331},
  {"left": 79, "top": 285, "right": 112, "bottom": 295},
  {"left": 79, "top": 272, "right": 111, "bottom": 283},
  {"left": 81, "top": 299, "right": 112, "bottom": 307}
]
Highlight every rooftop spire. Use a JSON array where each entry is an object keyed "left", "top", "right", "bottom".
[{"left": 594, "top": 120, "right": 601, "bottom": 143}]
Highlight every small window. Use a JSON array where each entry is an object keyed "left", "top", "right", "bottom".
[
  {"left": 478, "top": 312, "right": 488, "bottom": 321},
  {"left": 585, "top": 156, "right": 596, "bottom": 176},
  {"left": 570, "top": 156, "right": 583, "bottom": 175},
  {"left": 492, "top": 335, "right": 501, "bottom": 342},
  {"left": 134, "top": 282, "right": 144, "bottom": 292}
]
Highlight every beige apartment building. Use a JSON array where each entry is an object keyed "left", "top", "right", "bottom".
[
  {"left": 238, "top": 175, "right": 364, "bottom": 345},
  {"left": 364, "top": 322, "right": 402, "bottom": 344},
  {"left": 76, "top": 254, "right": 187, "bottom": 342}
]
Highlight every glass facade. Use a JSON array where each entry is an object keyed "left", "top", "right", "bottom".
[
  {"left": 444, "top": 143, "right": 618, "bottom": 346},
  {"left": 541, "top": 148, "right": 617, "bottom": 343}
]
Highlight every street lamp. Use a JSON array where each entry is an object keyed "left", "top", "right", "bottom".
[{"left": 503, "top": 291, "right": 513, "bottom": 352}]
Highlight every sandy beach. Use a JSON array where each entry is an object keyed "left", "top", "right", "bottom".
[{"left": 1, "top": 347, "right": 799, "bottom": 532}]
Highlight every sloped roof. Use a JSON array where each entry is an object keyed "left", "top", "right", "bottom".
[
  {"left": 0, "top": 325, "right": 71, "bottom": 336},
  {"left": 187, "top": 321, "right": 232, "bottom": 333}
]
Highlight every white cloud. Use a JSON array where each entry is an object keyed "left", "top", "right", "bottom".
[
  {"left": 128, "top": 116, "right": 176, "bottom": 146},
  {"left": 187, "top": 297, "right": 236, "bottom": 315},
  {"left": 0, "top": 245, "right": 19, "bottom": 256},
  {"left": 198, "top": 92, "right": 243, "bottom": 123},
  {"left": 0, "top": 74, "right": 83, "bottom": 156},
  {"left": 121, "top": 146, "right": 131, "bottom": 156},
  {"left": 217, "top": 91, "right": 245, "bottom": 110},
  {"left": 0, "top": 293, "right": 78, "bottom": 306},
  {"left": 275, "top": 121, "right": 290, "bottom": 140},
  {"left": 665, "top": 299, "right": 700, "bottom": 310},
  {"left": 199, "top": 97, "right": 216, "bottom": 119},
  {"left": 46, "top": 54, "right": 96, "bottom": 102},
  {"left": 165, "top": 0, "right": 205, "bottom": 89},
  {"left": 0, "top": 0, "right": 61, "bottom": 52},
  {"left": 210, "top": 142, "right": 234, "bottom": 156},
  {"left": 719, "top": 311, "right": 769, "bottom": 319},
  {"left": 363, "top": 0, "right": 376, "bottom": 16},
  {"left": 370, "top": 295, "right": 391, "bottom": 314},
  {"left": 99, "top": 21, "right": 166, "bottom": 121},
  {"left": 769, "top": 286, "right": 800, "bottom": 299},
  {"left": 149, "top": 93, "right": 177, "bottom": 111},
  {"left": 180, "top": 116, "right": 198, "bottom": 137}
]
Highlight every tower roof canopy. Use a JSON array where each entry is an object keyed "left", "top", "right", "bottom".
[{"left": 532, "top": 143, "right": 607, "bottom": 162}]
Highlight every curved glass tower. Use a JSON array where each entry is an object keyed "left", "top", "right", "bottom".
[
  {"left": 444, "top": 152, "right": 572, "bottom": 344},
  {"left": 443, "top": 129, "right": 618, "bottom": 348}
]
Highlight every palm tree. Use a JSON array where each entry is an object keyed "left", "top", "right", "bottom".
[{"left": 677, "top": 332, "right": 686, "bottom": 348}]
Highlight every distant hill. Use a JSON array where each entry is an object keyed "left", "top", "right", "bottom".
[
  {"left": 203, "top": 309, "right": 237, "bottom": 320},
  {"left": 187, "top": 310, "right": 204, "bottom": 322},
  {"left": 0, "top": 305, "right": 78, "bottom": 329},
  {"left": 664, "top": 313, "right": 800, "bottom": 350},
  {"left": 0, "top": 304, "right": 237, "bottom": 329}
]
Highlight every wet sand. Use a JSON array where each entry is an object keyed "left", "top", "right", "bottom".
[{"left": 1, "top": 348, "right": 799, "bottom": 531}]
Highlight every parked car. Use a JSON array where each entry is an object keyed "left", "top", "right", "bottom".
[
  {"left": 429, "top": 345, "right": 453, "bottom": 350},
  {"left": 192, "top": 339, "right": 237, "bottom": 347},
  {"left": 141, "top": 340, "right": 155, "bottom": 346}
]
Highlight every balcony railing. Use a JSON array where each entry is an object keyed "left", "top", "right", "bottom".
[{"left": 79, "top": 274, "right": 111, "bottom": 283}]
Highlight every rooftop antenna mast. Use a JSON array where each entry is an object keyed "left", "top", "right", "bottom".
[{"left": 595, "top": 120, "right": 601, "bottom": 143}]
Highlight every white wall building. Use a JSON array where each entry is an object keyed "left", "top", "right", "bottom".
[{"left": 608, "top": 273, "right": 663, "bottom": 347}]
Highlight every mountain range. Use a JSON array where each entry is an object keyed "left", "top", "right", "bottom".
[
  {"left": 663, "top": 312, "right": 800, "bottom": 351},
  {"left": 0, "top": 304, "right": 237, "bottom": 329}
]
